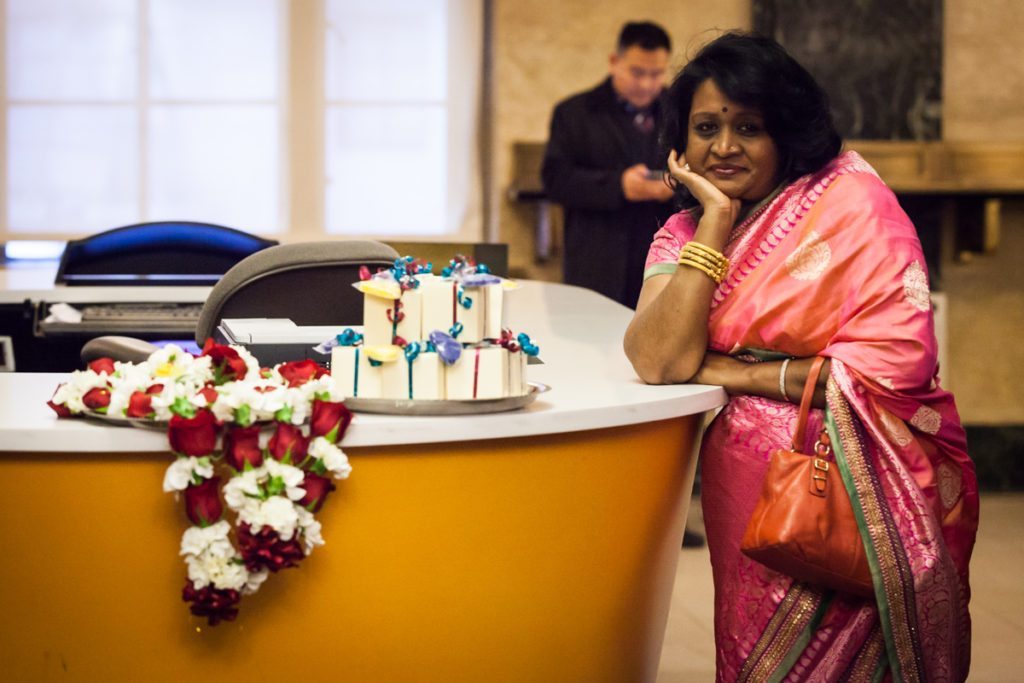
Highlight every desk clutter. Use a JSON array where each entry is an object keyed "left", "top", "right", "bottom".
[{"left": 328, "top": 255, "right": 540, "bottom": 401}]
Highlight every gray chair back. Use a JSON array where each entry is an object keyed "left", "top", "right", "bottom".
[{"left": 194, "top": 240, "right": 399, "bottom": 344}]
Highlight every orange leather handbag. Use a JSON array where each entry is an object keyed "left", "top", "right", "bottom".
[{"left": 740, "top": 356, "right": 874, "bottom": 597}]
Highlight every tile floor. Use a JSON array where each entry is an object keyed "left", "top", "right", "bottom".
[{"left": 657, "top": 493, "right": 1024, "bottom": 682}]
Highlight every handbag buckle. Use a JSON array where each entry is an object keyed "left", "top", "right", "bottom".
[{"left": 810, "top": 457, "right": 829, "bottom": 497}]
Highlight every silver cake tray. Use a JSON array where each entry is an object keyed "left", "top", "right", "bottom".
[
  {"left": 81, "top": 412, "right": 168, "bottom": 430},
  {"left": 344, "top": 382, "right": 550, "bottom": 416}
]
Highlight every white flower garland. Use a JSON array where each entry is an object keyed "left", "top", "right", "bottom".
[{"left": 49, "top": 343, "right": 353, "bottom": 625}]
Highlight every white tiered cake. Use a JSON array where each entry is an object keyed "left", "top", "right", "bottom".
[{"left": 331, "top": 256, "right": 538, "bottom": 401}]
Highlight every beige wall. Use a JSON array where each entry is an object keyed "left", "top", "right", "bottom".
[
  {"left": 944, "top": 0, "right": 1024, "bottom": 142},
  {"left": 942, "top": 0, "right": 1024, "bottom": 422},
  {"left": 489, "top": 0, "right": 1024, "bottom": 423}
]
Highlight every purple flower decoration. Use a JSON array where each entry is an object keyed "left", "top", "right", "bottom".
[
  {"left": 428, "top": 330, "right": 462, "bottom": 365},
  {"left": 461, "top": 273, "right": 502, "bottom": 287}
]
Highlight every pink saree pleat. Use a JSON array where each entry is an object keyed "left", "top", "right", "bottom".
[{"left": 647, "top": 152, "right": 979, "bottom": 682}]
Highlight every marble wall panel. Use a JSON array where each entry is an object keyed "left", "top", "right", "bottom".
[{"left": 754, "top": 0, "right": 942, "bottom": 140}]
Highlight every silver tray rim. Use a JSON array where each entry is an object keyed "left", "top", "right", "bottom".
[
  {"left": 344, "top": 382, "right": 550, "bottom": 416},
  {"left": 81, "top": 412, "right": 168, "bottom": 430},
  {"left": 80, "top": 382, "right": 551, "bottom": 424}
]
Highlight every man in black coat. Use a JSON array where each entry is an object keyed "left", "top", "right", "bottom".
[{"left": 542, "top": 22, "right": 676, "bottom": 309}]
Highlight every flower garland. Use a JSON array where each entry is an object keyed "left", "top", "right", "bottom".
[{"left": 48, "top": 340, "right": 353, "bottom": 625}]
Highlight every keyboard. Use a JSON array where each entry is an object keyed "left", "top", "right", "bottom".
[
  {"left": 40, "top": 302, "right": 203, "bottom": 336},
  {"left": 80, "top": 302, "right": 204, "bottom": 323}
]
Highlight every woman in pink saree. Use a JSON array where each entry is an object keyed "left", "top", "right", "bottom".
[{"left": 624, "top": 34, "right": 978, "bottom": 682}]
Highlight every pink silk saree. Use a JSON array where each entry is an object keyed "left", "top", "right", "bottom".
[{"left": 645, "top": 151, "right": 978, "bottom": 682}]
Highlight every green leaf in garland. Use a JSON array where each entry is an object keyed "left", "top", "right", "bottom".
[
  {"left": 234, "top": 404, "right": 252, "bottom": 427},
  {"left": 266, "top": 475, "right": 286, "bottom": 498},
  {"left": 170, "top": 396, "right": 196, "bottom": 418},
  {"left": 275, "top": 405, "right": 293, "bottom": 423},
  {"left": 189, "top": 458, "right": 211, "bottom": 486}
]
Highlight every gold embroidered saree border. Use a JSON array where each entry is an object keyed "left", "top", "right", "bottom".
[
  {"left": 737, "top": 584, "right": 826, "bottom": 683},
  {"left": 843, "top": 624, "right": 888, "bottom": 683},
  {"left": 827, "top": 381, "right": 924, "bottom": 683}
]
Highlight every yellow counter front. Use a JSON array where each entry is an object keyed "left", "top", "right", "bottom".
[{"left": 0, "top": 282, "right": 725, "bottom": 682}]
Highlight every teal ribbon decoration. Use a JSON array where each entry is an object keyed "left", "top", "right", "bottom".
[
  {"left": 517, "top": 333, "right": 540, "bottom": 357},
  {"left": 404, "top": 342, "right": 421, "bottom": 399},
  {"left": 457, "top": 286, "right": 473, "bottom": 309},
  {"left": 353, "top": 348, "right": 360, "bottom": 397},
  {"left": 337, "top": 328, "right": 363, "bottom": 346}
]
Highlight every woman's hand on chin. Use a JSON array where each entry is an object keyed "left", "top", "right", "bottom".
[{"left": 667, "top": 150, "right": 741, "bottom": 226}]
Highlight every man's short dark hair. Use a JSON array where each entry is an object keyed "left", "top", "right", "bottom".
[{"left": 617, "top": 22, "right": 671, "bottom": 53}]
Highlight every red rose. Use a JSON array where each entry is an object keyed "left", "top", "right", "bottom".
[
  {"left": 223, "top": 425, "right": 264, "bottom": 471},
  {"left": 267, "top": 423, "right": 308, "bottom": 464},
  {"left": 82, "top": 387, "right": 112, "bottom": 412},
  {"left": 200, "top": 338, "right": 248, "bottom": 384},
  {"left": 237, "top": 523, "right": 305, "bottom": 573},
  {"left": 168, "top": 409, "right": 219, "bottom": 456},
  {"left": 184, "top": 476, "right": 223, "bottom": 527},
  {"left": 198, "top": 386, "right": 219, "bottom": 405},
  {"left": 88, "top": 357, "right": 116, "bottom": 375},
  {"left": 47, "top": 385, "right": 72, "bottom": 417},
  {"left": 277, "top": 359, "right": 327, "bottom": 388},
  {"left": 182, "top": 582, "right": 240, "bottom": 626},
  {"left": 298, "top": 472, "right": 335, "bottom": 513},
  {"left": 126, "top": 391, "right": 155, "bottom": 418},
  {"left": 310, "top": 399, "right": 353, "bottom": 443}
]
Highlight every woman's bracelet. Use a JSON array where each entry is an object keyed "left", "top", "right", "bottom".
[
  {"left": 679, "top": 248, "right": 720, "bottom": 269},
  {"left": 678, "top": 255, "right": 724, "bottom": 284},
  {"left": 779, "top": 357, "right": 792, "bottom": 402},
  {"left": 685, "top": 240, "right": 727, "bottom": 263},
  {"left": 678, "top": 241, "right": 729, "bottom": 282},
  {"left": 681, "top": 242, "right": 728, "bottom": 268}
]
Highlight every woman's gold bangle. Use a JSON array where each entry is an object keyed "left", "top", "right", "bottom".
[
  {"left": 680, "top": 241, "right": 729, "bottom": 273},
  {"left": 679, "top": 248, "right": 725, "bottom": 273},
  {"left": 679, "top": 258, "right": 725, "bottom": 283},
  {"left": 678, "top": 256, "right": 724, "bottom": 284},
  {"left": 685, "top": 240, "right": 727, "bottom": 263}
]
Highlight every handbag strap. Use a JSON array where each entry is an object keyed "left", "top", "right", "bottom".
[{"left": 791, "top": 356, "right": 827, "bottom": 452}]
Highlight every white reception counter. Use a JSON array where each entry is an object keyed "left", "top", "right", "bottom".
[{"left": 0, "top": 280, "right": 725, "bottom": 451}]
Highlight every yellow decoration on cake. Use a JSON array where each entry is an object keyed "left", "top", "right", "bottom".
[
  {"left": 355, "top": 279, "right": 402, "bottom": 300},
  {"left": 363, "top": 345, "right": 401, "bottom": 363}
]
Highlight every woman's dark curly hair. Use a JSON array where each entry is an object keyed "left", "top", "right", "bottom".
[{"left": 661, "top": 32, "right": 841, "bottom": 203}]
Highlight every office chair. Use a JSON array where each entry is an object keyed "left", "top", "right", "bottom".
[
  {"left": 80, "top": 240, "right": 399, "bottom": 364},
  {"left": 194, "top": 240, "right": 399, "bottom": 344},
  {"left": 80, "top": 336, "right": 165, "bottom": 365},
  {"left": 57, "top": 221, "right": 279, "bottom": 286}
]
